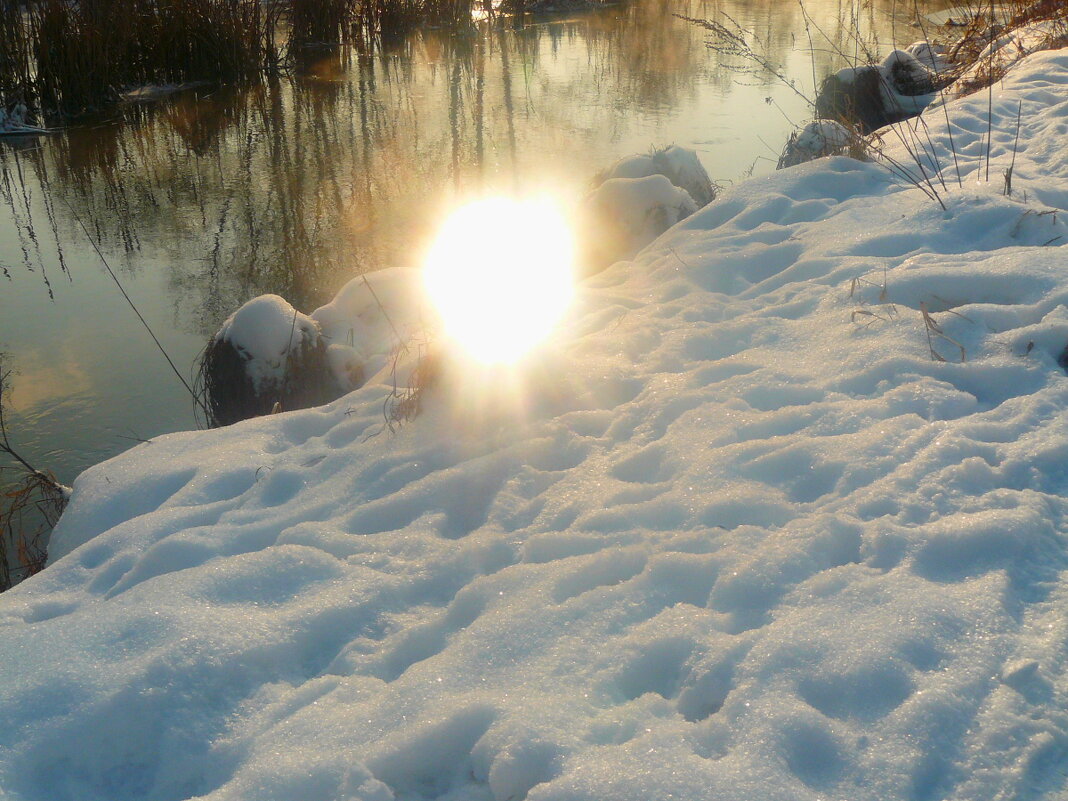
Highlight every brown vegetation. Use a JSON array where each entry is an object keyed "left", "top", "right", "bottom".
[
  {"left": 0, "top": 0, "right": 514, "bottom": 118},
  {"left": 0, "top": 362, "right": 69, "bottom": 592}
]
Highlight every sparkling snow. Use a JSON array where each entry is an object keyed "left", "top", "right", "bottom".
[{"left": 3, "top": 48, "right": 1068, "bottom": 801}]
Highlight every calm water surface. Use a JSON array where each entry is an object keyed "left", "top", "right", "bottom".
[{"left": 1, "top": 0, "right": 949, "bottom": 485}]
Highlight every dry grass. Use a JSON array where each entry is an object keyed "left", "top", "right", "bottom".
[
  {"left": 938, "top": 0, "right": 1068, "bottom": 95},
  {"left": 22, "top": 0, "right": 282, "bottom": 116},
  {"left": 382, "top": 340, "right": 440, "bottom": 433},
  {"left": 1, "top": 469, "right": 65, "bottom": 591},
  {"left": 920, "top": 301, "right": 967, "bottom": 362},
  {"left": 0, "top": 362, "right": 68, "bottom": 592}
]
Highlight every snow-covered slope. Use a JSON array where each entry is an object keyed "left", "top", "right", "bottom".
[{"left": 3, "top": 49, "right": 1068, "bottom": 801}]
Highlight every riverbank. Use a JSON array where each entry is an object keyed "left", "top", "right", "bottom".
[{"left": 2, "top": 31, "right": 1068, "bottom": 801}]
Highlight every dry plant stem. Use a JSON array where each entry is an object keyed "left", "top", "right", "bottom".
[
  {"left": 910, "top": 0, "right": 964, "bottom": 188},
  {"left": 921, "top": 301, "right": 967, "bottom": 362},
  {"left": 914, "top": 114, "right": 949, "bottom": 193},
  {"left": 0, "top": 367, "right": 65, "bottom": 497},
  {"left": 880, "top": 105, "right": 947, "bottom": 207},
  {"left": 57, "top": 195, "right": 207, "bottom": 417},
  {"left": 985, "top": 0, "right": 995, "bottom": 182},
  {"left": 0, "top": 364, "right": 68, "bottom": 591},
  {"left": 362, "top": 275, "right": 405, "bottom": 347},
  {"left": 280, "top": 307, "right": 300, "bottom": 408},
  {"left": 1005, "top": 99, "right": 1023, "bottom": 195},
  {"left": 799, "top": 0, "right": 819, "bottom": 108},
  {"left": 868, "top": 135, "right": 947, "bottom": 208},
  {"left": 797, "top": 0, "right": 878, "bottom": 67},
  {"left": 677, "top": 14, "right": 812, "bottom": 106}
]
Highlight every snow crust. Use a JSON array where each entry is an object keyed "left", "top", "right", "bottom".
[{"left": 4, "top": 48, "right": 1068, "bottom": 801}]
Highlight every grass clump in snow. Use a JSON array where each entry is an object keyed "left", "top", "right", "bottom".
[{"left": 380, "top": 338, "right": 441, "bottom": 434}]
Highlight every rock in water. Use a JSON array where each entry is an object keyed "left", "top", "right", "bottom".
[
  {"left": 200, "top": 295, "right": 341, "bottom": 427},
  {"left": 815, "top": 50, "right": 937, "bottom": 132}
]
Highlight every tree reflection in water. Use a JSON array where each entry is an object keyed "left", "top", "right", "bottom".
[{"left": 0, "top": 0, "right": 954, "bottom": 477}]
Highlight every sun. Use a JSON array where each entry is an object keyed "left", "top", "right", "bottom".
[{"left": 423, "top": 196, "right": 576, "bottom": 365}]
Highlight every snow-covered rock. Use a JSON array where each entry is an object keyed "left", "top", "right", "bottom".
[
  {"left": 213, "top": 294, "right": 321, "bottom": 392},
  {"left": 201, "top": 294, "right": 337, "bottom": 427},
  {"left": 906, "top": 40, "right": 952, "bottom": 73},
  {"left": 815, "top": 49, "right": 938, "bottom": 132},
  {"left": 777, "top": 119, "right": 857, "bottom": 169},
  {"left": 596, "top": 146, "right": 717, "bottom": 208},
  {"left": 582, "top": 173, "right": 698, "bottom": 272}
]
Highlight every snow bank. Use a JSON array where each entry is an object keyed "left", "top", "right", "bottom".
[{"left": 3, "top": 47, "right": 1068, "bottom": 801}]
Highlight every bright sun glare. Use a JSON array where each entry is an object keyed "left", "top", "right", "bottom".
[{"left": 423, "top": 197, "right": 575, "bottom": 365}]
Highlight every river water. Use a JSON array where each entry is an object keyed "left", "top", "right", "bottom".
[{"left": 0, "top": 0, "right": 951, "bottom": 487}]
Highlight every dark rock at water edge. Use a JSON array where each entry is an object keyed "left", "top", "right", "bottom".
[{"left": 815, "top": 50, "right": 938, "bottom": 133}]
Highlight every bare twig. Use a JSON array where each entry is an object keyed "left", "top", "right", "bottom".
[
  {"left": 920, "top": 301, "right": 967, "bottom": 362},
  {"left": 1004, "top": 99, "right": 1023, "bottom": 195},
  {"left": 56, "top": 196, "right": 207, "bottom": 417}
]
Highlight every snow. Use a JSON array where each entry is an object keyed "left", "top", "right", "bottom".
[
  {"left": 3, "top": 46, "right": 1068, "bottom": 801},
  {"left": 582, "top": 173, "right": 699, "bottom": 271},
  {"left": 906, "top": 40, "right": 951, "bottom": 73},
  {"left": 0, "top": 102, "right": 46, "bottom": 136},
  {"left": 311, "top": 269, "right": 430, "bottom": 389},
  {"left": 595, "top": 146, "right": 717, "bottom": 208}
]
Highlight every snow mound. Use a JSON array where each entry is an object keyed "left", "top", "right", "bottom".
[
  {"left": 311, "top": 268, "right": 430, "bottom": 389},
  {"left": 582, "top": 173, "right": 698, "bottom": 272},
  {"left": 596, "top": 146, "right": 716, "bottom": 208},
  {"left": 3, "top": 47, "right": 1068, "bottom": 801}
]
